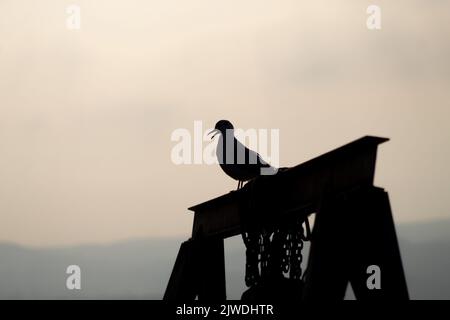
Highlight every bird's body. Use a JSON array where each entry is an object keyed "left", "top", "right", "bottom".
[
  {"left": 216, "top": 133, "right": 270, "bottom": 181},
  {"left": 210, "top": 120, "right": 276, "bottom": 189}
]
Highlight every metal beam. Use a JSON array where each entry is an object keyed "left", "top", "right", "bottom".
[{"left": 189, "top": 136, "right": 389, "bottom": 239}]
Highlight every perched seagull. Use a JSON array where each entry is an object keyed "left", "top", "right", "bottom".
[{"left": 209, "top": 120, "right": 277, "bottom": 189}]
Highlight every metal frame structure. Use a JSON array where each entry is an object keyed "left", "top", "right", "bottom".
[{"left": 164, "top": 136, "right": 409, "bottom": 301}]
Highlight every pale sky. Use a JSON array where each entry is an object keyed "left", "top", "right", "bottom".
[{"left": 0, "top": 0, "right": 449, "bottom": 246}]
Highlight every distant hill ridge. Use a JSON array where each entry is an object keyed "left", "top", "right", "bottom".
[{"left": 1, "top": 219, "right": 450, "bottom": 299}]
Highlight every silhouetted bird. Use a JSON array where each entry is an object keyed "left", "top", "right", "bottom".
[{"left": 209, "top": 120, "right": 276, "bottom": 189}]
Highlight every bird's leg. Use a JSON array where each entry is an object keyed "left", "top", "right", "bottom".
[{"left": 237, "top": 180, "right": 241, "bottom": 190}]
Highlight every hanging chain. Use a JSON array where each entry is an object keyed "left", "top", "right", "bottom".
[
  {"left": 242, "top": 216, "right": 309, "bottom": 287},
  {"left": 289, "top": 219, "right": 304, "bottom": 280},
  {"left": 242, "top": 231, "right": 260, "bottom": 287}
]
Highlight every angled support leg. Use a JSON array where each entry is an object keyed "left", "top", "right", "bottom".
[
  {"left": 303, "top": 187, "right": 409, "bottom": 300},
  {"left": 346, "top": 187, "right": 409, "bottom": 300},
  {"left": 302, "top": 192, "right": 350, "bottom": 300},
  {"left": 163, "top": 237, "right": 226, "bottom": 301},
  {"left": 163, "top": 240, "right": 199, "bottom": 301}
]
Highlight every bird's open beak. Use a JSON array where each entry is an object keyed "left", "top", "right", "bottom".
[{"left": 208, "top": 129, "right": 220, "bottom": 140}]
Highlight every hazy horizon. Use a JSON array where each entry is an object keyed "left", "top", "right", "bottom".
[
  {"left": 2, "top": 206, "right": 450, "bottom": 250},
  {"left": 1, "top": 218, "right": 450, "bottom": 299}
]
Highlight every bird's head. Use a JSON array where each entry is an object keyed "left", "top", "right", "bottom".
[{"left": 209, "top": 120, "right": 234, "bottom": 139}]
